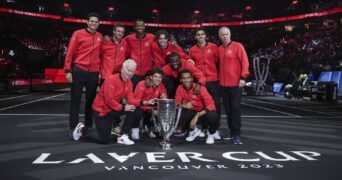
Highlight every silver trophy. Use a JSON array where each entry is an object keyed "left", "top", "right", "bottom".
[{"left": 152, "top": 99, "right": 182, "bottom": 150}]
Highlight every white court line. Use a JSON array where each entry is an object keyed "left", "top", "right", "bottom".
[
  {"left": 0, "top": 94, "right": 33, "bottom": 101},
  {"left": 0, "top": 92, "right": 69, "bottom": 111},
  {"left": 242, "top": 102, "right": 301, "bottom": 117},
  {"left": 223, "top": 115, "right": 296, "bottom": 118},
  {"left": 244, "top": 98, "right": 339, "bottom": 116}
]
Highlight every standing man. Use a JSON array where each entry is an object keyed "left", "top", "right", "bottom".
[
  {"left": 100, "top": 23, "right": 128, "bottom": 85},
  {"left": 124, "top": 18, "right": 156, "bottom": 88},
  {"left": 151, "top": 29, "right": 190, "bottom": 68},
  {"left": 189, "top": 27, "right": 221, "bottom": 139},
  {"left": 64, "top": 12, "right": 103, "bottom": 139},
  {"left": 100, "top": 23, "right": 128, "bottom": 135},
  {"left": 72, "top": 59, "right": 155, "bottom": 145},
  {"left": 175, "top": 69, "right": 219, "bottom": 144},
  {"left": 218, "top": 27, "right": 249, "bottom": 145}
]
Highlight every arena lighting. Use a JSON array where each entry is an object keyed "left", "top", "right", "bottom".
[
  {"left": 292, "top": 0, "right": 299, "bottom": 5},
  {"left": 284, "top": 25, "right": 295, "bottom": 31},
  {"left": 108, "top": 6, "right": 115, "bottom": 12},
  {"left": 152, "top": 9, "right": 159, "bottom": 14},
  {"left": 0, "top": 7, "right": 61, "bottom": 19},
  {"left": 194, "top": 10, "right": 200, "bottom": 14},
  {"left": 217, "top": 13, "right": 225, "bottom": 17},
  {"left": 0, "top": 7, "right": 341, "bottom": 27},
  {"left": 245, "top": 5, "right": 252, "bottom": 11},
  {"left": 63, "top": 3, "right": 70, "bottom": 8}
]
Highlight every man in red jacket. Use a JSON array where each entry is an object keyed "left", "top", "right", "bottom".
[
  {"left": 175, "top": 69, "right": 219, "bottom": 144},
  {"left": 218, "top": 27, "right": 250, "bottom": 145},
  {"left": 100, "top": 23, "right": 128, "bottom": 85},
  {"left": 151, "top": 29, "right": 189, "bottom": 68},
  {"left": 99, "top": 23, "right": 129, "bottom": 135},
  {"left": 64, "top": 12, "right": 103, "bottom": 139},
  {"left": 72, "top": 59, "right": 155, "bottom": 145},
  {"left": 127, "top": 67, "right": 167, "bottom": 140},
  {"left": 124, "top": 18, "right": 156, "bottom": 88},
  {"left": 162, "top": 52, "right": 205, "bottom": 98},
  {"left": 189, "top": 27, "right": 221, "bottom": 140}
]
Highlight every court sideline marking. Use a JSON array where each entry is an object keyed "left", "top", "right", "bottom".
[
  {"left": 241, "top": 102, "right": 301, "bottom": 117},
  {"left": 0, "top": 93, "right": 69, "bottom": 111},
  {"left": 0, "top": 94, "right": 34, "bottom": 101},
  {"left": 244, "top": 98, "right": 340, "bottom": 116}
]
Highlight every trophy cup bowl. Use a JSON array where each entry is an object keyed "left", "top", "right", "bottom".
[{"left": 155, "top": 99, "right": 182, "bottom": 150}]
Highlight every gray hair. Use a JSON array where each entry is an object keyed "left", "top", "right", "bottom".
[
  {"left": 218, "top": 26, "right": 231, "bottom": 38},
  {"left": 123, "top": 59, "right": 137, "bottom": 69}
]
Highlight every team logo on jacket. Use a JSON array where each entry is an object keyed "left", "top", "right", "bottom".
[
  {"left": 227, "top": 49, "right": 232, "bottom": 54},
  {"left": 97, "top": 37, "right": 101, "bottom": 42},
  {"left": 207, "top": 49, "right": 212, "bottom": 54},
  {"left": 120, "top": 47, "right": 125, "bottom": 51},
  {"left": 145, "top": 42, "right": 150, "bottom": 47}
]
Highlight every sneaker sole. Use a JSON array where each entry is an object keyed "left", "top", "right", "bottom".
[
  {"left": 117, "top": 141, "right": 134, "bottom": 145},
  {"left": 233, "top": 141, "right": 243, "bottom": 145},
  {"left": 173, "top": 133, "right": 187, "bottom": 137},
  {"left": 198, "top": 133, "right": 206, "bottom": 138},
  {"left": 186, "top": 130, "right": 201, "bottom": 141},
  {"left": 233, "top": 143, "right": 243, "bottom": 145},
  {"left": 111, "top": 131, "right": 120, "bottom": 135}
]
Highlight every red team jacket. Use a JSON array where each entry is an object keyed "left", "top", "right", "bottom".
[
  {"left": 151, "top": 41, "right": 189, "bottom": 68},
  {"left": 189, "top": 42, "right": 219, "bottom": 82},
  {"left": 175, "top": 84, "right": 216, "bottom": 112},
  {"left": 92, "top": 74, "right": 141, "bottom": 116},
  {"left": 162, "top": 59, "right": 206, "bottom": 85},
  {"left": 124, "top": 33, "right": 156, "bottom": 76},
  {"left": 218, "top": 41, "right": 250, "bottom": 87},
  {"left": 64, "top": 29, "right": 103, "bottom": 73},
  {"left": 134, "top": 80, "right": 167, "bottom": 111},
  {"left": 100, "top": 38, "right": 128, "bottom": 79}
]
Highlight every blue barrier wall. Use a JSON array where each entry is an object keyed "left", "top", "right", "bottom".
[
  {"left": 318, "top": 71, "right": 342, "bottom": 96},
  {"left": 273, "top": 83, "right": 283, "bottom": 94}
]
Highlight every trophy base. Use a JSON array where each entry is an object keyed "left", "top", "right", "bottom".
[{"left": 158, "top": 140, "right": 174, "bottom": 150}]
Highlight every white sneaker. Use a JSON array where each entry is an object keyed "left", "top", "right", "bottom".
[
  {"left": 206, "top": 133, "right": 215, "bottom": 144},
  {"left": 206, "top": 130, "right": 221, "bottom": 139},
  {"left": 131, "top": 128, "right": 140, "bottom": 140},
  {"left": 186, "top": 128, "right": 201, "bottom": 142},
  {"left": 117, "top": 134, "right": 135, "bottom": 145},
  {"left": 214, "top": 130, "right": 221, "bottom": 140},
  {"left": 198, "top": 129, "right": 207, "bottom": 137},
  {"left": 73, "top": 122, "right": 85, "bottom": 141},
  {"left": 149, "top": 131, "right": 157, "bottom": 138}
]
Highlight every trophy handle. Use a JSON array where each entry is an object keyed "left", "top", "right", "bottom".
[
  {"left": 165, "top": 106, "right": 182, "bottom": 140},
  {"left": 151, "top": 107, "right": 161, "bottom": 133}
]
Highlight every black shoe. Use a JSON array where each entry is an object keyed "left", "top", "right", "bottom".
[
  {"left": 68, "top": 129, "right": 74, "bottom": 140},
  {"left": 232, "top": 136, "right": 243, "bottom": 145},
  {"left": 173, "top": 129, "right": 187, "bottom": 137}
]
